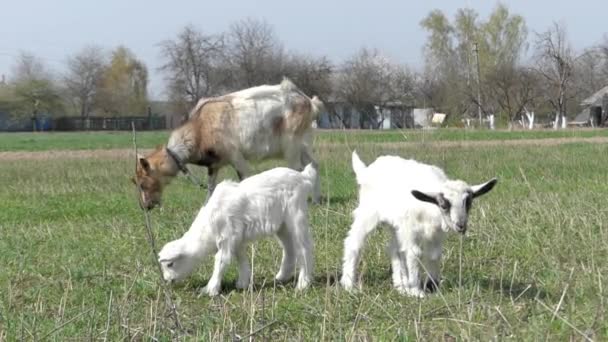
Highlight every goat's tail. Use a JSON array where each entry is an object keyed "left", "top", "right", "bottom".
[
  {"left": 280, "top": 77, "right": 297, "bottom": 92},
  {"left": 351, "top": 150, "right": 367, "bottom": 184},
  {"left": 301, "top": 163, "right": 318, "bottom": 189},
  {"left": 310, "top": 96, "right": 324, "bottom": 119}
]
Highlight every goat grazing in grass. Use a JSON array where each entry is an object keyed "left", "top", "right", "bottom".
[
  {"left": 340, "top": 151, "right": 497, "bottom": 297},
  {"left": 158, "top": 164, "right": 317, "bottom": 296},
  {"left": 134, "top": 78, "right": 323, "bottom": 210}
]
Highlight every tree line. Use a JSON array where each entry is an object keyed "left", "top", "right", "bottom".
[{"left": 1, "top": 7, "right": 607, "bottom": 129}]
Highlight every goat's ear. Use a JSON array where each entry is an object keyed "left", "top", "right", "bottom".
[
  {"left": 471, "top": 178, "right": 498, "bottom": 198},
  {"left": 411, "top": 190, "right": 440, "bottom": 205},
  {"left": 139, "top": 157, "right": 150, "bottom": 172}
]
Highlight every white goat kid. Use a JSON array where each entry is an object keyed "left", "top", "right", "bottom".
[
  {"left": 158, "top": 165, "right": 317, "bottom": 296},
  {"left": 340, "top": 152, "right": 497, "bottom": 297}
]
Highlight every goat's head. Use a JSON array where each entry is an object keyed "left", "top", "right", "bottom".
[
  {"left": 158, "top": 239, "right": 200, "bottom": 283},
  {"left": 411, "top": 178, "right": 497, "bottom": 234},
  {"left": 132, "top": 147, "right": 174, "bottom": 210}
]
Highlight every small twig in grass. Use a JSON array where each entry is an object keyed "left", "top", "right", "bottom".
[
  {"left": 551, "top": 267, "right": 574, "bottom": 323},
  {"left": 536, "top": 298, "right": 593, "bottom": 342},
  {"left": 512, "top": 284, "right": 532, "bottom": 302},
  {"left": 494, "top": 306, "right": 513, "bottom": 331},
  {"left": 39, "top": 308, "right": 94, "bottom": 340},
  {"left": 367, "top": 294, "right": 398, "bottom": 325},
  {"left": 458, "top": 235, "right": 463, "bottom": 308},
  {"left": 131, "top": 123, "right": 182, "bottom": 334},
  {"left": 432, "top": 317, "right": 488, "bottom": 327},
  {"left": 87, "top": 308, "right": 95, "bottom": 341},
  {"left": 423, "top": 300, "right": 472, "bottom": 318},
  {"left": 235, "top": 319, "right": 278, "bottom": 341},
  {"left": 103, "top": 290, "right": 113, "bottom": 342},
  {"left": 20, "top": 314, "right": 34, "bottom": 340}
]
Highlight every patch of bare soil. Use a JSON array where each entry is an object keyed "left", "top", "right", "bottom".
[
  {"left": 0, "top": 149, "right": 152, "bottom": 161},
  {"left": 0, "top": 136, "right": 607, "bottom": 161},
  {"left": 368, "top": 136, "right": 608, "bottom": 149}
]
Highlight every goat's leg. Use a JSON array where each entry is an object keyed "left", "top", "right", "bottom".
[
  {"left": 300, "top": 145, "right": 321, "bottom": 204},
  {"left": 286, "top": 146, "right": 303, "bottom": 171},
  {"left": 340, "top": 208, "right": 379, "bottom": 291},
  {"left": 388, "top": 232, "right": 407, "bottom": 292},
  {"left": 235, "top": 248, "right": 251, "bottom": 290},
  {"left": 403, "top": 247, "right": 425, "bottom": 298},
  {"left": 287, "top": 210, "right": 314, "bottom": 290},
  {"left": 205, "top": 167, "right": 219, "bottom": 203},
  {"left": 424, "top": 247, "right": 442, "bottom": 293},
  {"left": 274, "top": 226, "right": 296, "bottom": 282},
  {"left": 201, "top": 244, "right": 232, "bottom": 296},
  {"left": 230, "top": 153, "right": 252, "bottom": 181}
]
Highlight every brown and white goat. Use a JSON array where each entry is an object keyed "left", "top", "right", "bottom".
[{"left": 134, "top": 78, "right": 323, "bottom": 210}]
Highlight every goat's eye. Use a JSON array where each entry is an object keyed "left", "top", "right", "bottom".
[
  {"left": 166, "top": 262, "right": 174, "bottom": 268},
  {"left": 465, "top": 197, "right": 472, "bottom": 211},
  {"left": 439, "top": 199, "right": 451, "bottom": 211}
]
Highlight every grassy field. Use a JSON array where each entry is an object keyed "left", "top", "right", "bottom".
[
  {"left": 1, "top": 130, "right": 607, "bottom": 340},
  {"left": 2, "top": 128, "right": 608, "bottom": 151}
]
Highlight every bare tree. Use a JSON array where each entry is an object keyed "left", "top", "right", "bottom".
[
  {"left": 227, "top": 18, "right": 284, "bottom": 88},
  {"left": 160, "top": 25, "right": 226, "bottom": 110},
  {"left": 534, "top": 22, "right": 575, "bottom": 129},
  {"left": 10, "top": 52, "right": 62, "bottom": 119},
  {"left": 64, "top": 46, "right": 106, "bottom": 117},
  {"left": 597, "top": 35, "right": 608, "bottom": 81},
  {"left": 282, "top": 53, "right": 332, "bottom": 99},
  {"left": 485, "top": 65, "right": 539, "bottom": 128},
  {"left": 11, "top": 52, "right": 51, "bottom": 83},
  {"left": 335, "top": 48, "right": 414, "bottom": 128}
]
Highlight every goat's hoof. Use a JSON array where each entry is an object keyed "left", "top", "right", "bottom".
[
  {"left": 296, "top": 278, "right": 312, "bottom": 291},
  {"left": 397, "top": 286, "right": 425, "bottom": 298},
  {"left": 236, "top": 278, "right": 250, "bottom": 290},
  {"left": 200, "top": 284, "right": 221, "bottom": 297},
  {"left": 424, "top": 278, "right": 440, "bottom": 293},
  {"left": 274, "top": 273, "right": 293, "bottom": 283},
  {"left": 339, "top": 277, "right": 358, "bottom": 292},
  {"left": 405, "top": 288, "right": 426, "bottom": 298}
]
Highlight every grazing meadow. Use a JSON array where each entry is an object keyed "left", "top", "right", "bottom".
[{"left": 1, "top": 129, "right": 607, "bottom": 340}]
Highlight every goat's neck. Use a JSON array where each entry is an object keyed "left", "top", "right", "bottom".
[
  {"left": 167, "top": 122, "right": 198, "bottom": 165},
  {"left": 182, "top": 227, "right": 216, "bottom": 260}
]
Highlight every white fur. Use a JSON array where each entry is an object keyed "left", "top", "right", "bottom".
[
  {"left": 340, "top": 151, "right": 497, "bottom": 297},
  {"left": 171, "top": 78, "right": 322, "bottom": 203},
  {"left": 159, "top": 164, "right": 317, "bottom": 296}
]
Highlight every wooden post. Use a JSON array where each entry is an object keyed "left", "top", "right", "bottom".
[
  {"left": 147, "top": 106, "right": 152, "bottom": 130},
  {"left": 474, "top": 42, "right": 483, "bottom": 127}
]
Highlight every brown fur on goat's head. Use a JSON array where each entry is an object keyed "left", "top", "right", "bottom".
[{"left": 133, "top": 146, "right": 179, "bottom": 210}]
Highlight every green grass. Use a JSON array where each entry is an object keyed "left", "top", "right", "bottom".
[
  {"left": 2, "top": 128, "right": 608, "bottom": 151},
  {"left": 1, "top": 133, "right": 607, "bottom": 340}
]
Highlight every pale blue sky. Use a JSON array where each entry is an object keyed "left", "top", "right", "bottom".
[{"left": 1, "top": 0, "right": 606, "bottom": 99}]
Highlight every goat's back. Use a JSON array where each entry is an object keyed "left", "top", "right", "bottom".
[
  {"left": 203, "top": 167, "right": 311, "bottom": 239},
  {"left": 360, "top": 156, "right": 447, "bottom": 193},
  {"left": 354, "top": 156, "right": 448, "bottom": 227},
  {"left": 193, "top": 81, "right": 317, "bottom": 159}
]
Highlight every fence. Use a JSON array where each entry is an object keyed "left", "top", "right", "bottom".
[
  {"left": 0, "top": 115, "right": 166, "bottom": 132},
  {"left": 53, "top": 116, "right": 166, "bottom": 131}
]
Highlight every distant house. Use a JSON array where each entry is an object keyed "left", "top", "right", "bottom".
[
  {"left": 316, "top": 101, "right": 437, "bottom": 130},
  {"left": 579, "top": 85, "right": 608, "bottom": 126}
]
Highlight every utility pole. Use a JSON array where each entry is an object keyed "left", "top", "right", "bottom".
[{"left": 473, "top": 42, "right": 483, "bottom": 126}]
